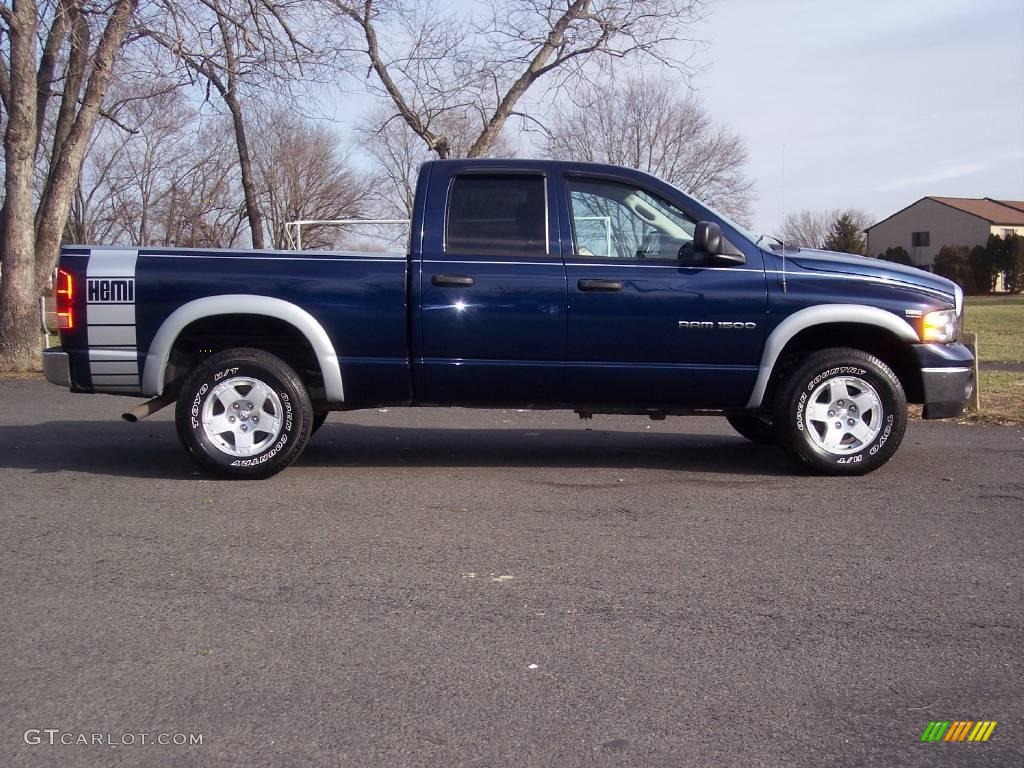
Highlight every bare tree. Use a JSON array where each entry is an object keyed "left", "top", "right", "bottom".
[
  {"left": 143, "top": 0, "right": 326, "bottom": 248},
  {"left": 545, "top": 78, "right": 755, "bottom": 225},
  {"left": 1, "top": 0, "right": 140, "bottom": 371},
  {"left": 779, "top": 208, "right": 873, "bottom": 249},
  {"left": 251, "top": 110, "right": 372, "bottom": 249},
  {"left": 69, "top": 82, "right": 247, "bottom": 249},
  {"left": 96, "top": 83, "right": 193, "bottom": 245},
  {"left": 66, "top": 117, "right": 138, "bottom": 244},
  {"left": 157, "top": 121, "right": 247, "bottom": 248},
  {"left": 359, "top": 103, "right": 515, "bottom": 219},
  {"left": 777, "top": 210, "right": 830, "bottom": 250},
  {"left": 334, "top": 0, "right": 708, "bottom": 161},
  {"left": 358, "top": 107, "right": 424, "bottom": 218}
]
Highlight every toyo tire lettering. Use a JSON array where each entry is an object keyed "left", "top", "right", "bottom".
[
  {"left": 174, "top": 348, "right": 313, "bottom": 479},
  {"left": 772, "top": 348, "right": 907, "bottom": 476}
]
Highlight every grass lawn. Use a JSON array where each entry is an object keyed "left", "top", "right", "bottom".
[
  {"left": 962, "top": 294, "right": 1023, "bottom": 424},
  {"left": 963, "top": 294, "right": 1024, "bottom": 363},
  {"left": 969, "top": 371, "right": 1024, "bottom": 425}
]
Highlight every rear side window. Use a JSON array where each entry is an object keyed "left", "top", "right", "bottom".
[{"left": 446, "top": 175, "right": 547, "bottom": 256}]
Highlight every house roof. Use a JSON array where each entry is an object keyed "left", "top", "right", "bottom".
[
  {"left": 925, "top": 197, "right": 1024, "bottom": 225},
  {"left": 867, "top": 196, "right": 1024, "bottom": 231},
  {"left": 994, "top": 199, "right": 1024, "bottom": 214}
]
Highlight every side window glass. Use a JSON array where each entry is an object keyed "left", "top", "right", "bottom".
[
  {"left": 446, "top": 175, "right": 547, "bottom": 256},
  {"left": 567, "top": 178, "right": 696, "bottom": 261}
]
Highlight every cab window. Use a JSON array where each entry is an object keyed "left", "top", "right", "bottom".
[
  {"left": 446, "top": 175, "right": 547, "bottom": 256},
  {"left": 567, "top": 178, "right": 696, "bottom": 261}
]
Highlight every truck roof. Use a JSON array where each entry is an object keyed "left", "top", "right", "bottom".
[{"left": 422, "top": 157, "right": 663, "bottom": 181}]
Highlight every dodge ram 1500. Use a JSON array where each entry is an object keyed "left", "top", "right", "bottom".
[{"left": 43, "top": 159, "right": 974, "bottom": 478}]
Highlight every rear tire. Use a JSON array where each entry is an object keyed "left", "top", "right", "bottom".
[
  {"left": 175, "top": 348, "right": 313, "bottom": 479},
  {"left": 773, "top": 348, "right": 907, "bottom": 475},
  {"left": 726, "top": 413, "right": 776, "bottom": 444}
]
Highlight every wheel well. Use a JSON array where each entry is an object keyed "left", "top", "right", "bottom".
[
  {"left": 165, "top": 314, "right": 325, "bottom": 398},
  {"left": 767, "top": 323, "right": 923, "bottom": 405}
]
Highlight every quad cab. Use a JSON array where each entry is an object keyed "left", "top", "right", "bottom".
[{"left": 44, "top": 160, "right": 974, "bottom": 478}]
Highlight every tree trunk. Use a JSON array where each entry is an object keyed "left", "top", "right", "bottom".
[
  {"left": 34, "top": 1, "right": 89, "bottom": 238},
  {"left": 0, "top": 0, "right": 43, "bottom": 371},
  {"left": 345, "top": 5, "right": 450, "bottom": 160},
  {"left": 34, "top": 0, "right": 72, "bottom": 153},
  {"left": 1, "top": 0, "right": 138, "bottom": 370},
  {"left": 466, "top": 0, "right": 587, "bottom": 158},
  {"left": 210, "top": 6, "right": 265, "bottom": 249},
  {"left": 224, "top": 90, "right": 266, "bottom": 249},
  {"left": 33, "top": 0, "right": 138, "bottom": 290}
]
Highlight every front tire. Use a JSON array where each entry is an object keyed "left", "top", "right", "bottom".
[
  {"left": 773, "top": 348, "right": 907, "bottom": 475},
  {"left": 175, "top": 348, "right": 313, "bottom": 479}
]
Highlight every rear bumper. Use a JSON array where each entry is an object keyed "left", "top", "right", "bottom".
[
  {"left": 914, "top": 343, "right": 974, "bottom": 420},
  {"left": 42, "top": 346, "right": 71, "bottom": 388}
]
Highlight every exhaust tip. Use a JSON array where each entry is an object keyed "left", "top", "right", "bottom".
[{"left": 121, "top": 393, "right": 175, "bottom": 423}]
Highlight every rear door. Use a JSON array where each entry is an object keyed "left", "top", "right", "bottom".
[
  {"left": 413, "top": 165, "right": 567, "bottom": 404},
  {"left": 558, "top": 171, "right": 768, "bottom": 408}
]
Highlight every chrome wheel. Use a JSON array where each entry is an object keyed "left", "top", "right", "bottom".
[
  {"left": 201, "top": 376, "right": 284, "bottom": 457},
  {"left": 803, "top": 376, "right": 883, "bottom": 456}
]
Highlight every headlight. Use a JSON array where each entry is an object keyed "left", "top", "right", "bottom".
[{"left": 922, "top": 309, "right": 960, "bottom": 342}]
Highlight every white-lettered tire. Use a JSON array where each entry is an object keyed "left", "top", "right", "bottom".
[
  {"left": 773, "top": 348, "right": 907, "bottom": 475},
  {"left": 175, "top": 348, "right": 313, "bottom": 479},
  {"left": 726, "top": 413, "right": 776, "bottom": 444}
]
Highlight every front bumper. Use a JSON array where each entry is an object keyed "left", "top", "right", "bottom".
[
  {"left": 914, "top": 343, "right": 974, "bottom": 419},
  {"left": 42, "top": 346, "right": 71, "bottom": 388}
]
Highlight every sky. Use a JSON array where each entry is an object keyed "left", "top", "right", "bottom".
[
  {"left": 332, "top": 0, "right": 1024, "bottom": 236},
  {"left": 693, "top": 0, "right": 1024, "bottom": 233}
]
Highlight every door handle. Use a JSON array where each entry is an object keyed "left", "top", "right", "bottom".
[
  {"left": 432, "top": 274, "right": 476, "bottom": 287},
  {"left": 577, "top": 278, "right": 623, "bottom": 292}
]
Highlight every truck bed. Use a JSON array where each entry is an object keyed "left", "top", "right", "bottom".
[{"left": 59, "top": 246, "right": 410, "bottom": 405}]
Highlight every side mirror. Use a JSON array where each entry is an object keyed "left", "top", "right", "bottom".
[
  {"left": 693, "top": 221, "right": 722, "bottom": 255},
  {"left": 691, "top": 221, "right": 746, "bottom": 266}
]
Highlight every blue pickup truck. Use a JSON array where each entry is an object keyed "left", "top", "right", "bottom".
[{"left": 43, "top": 159, "right": 974, "bottom": 478}]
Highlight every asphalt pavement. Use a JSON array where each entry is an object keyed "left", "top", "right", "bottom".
[{"left": 1, "top": 379, "right": 1022, "bottom": 767}]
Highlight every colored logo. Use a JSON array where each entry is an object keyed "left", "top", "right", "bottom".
[{"left": 921, "top": 721, "right": 997, "bottom": 742}]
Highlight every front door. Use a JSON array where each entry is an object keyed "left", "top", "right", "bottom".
[
  {"left": 560, "top": 173, "right": 767, "bottom": 408},
  {"left": 414, "top": 168, "right": 567, "bottom": 405}
]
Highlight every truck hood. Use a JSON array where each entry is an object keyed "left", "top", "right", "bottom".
[{"left": 786, "top": 248, "right": 957, "bottom": 301}]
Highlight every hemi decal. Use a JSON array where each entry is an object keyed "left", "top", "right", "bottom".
[
  {"left": 86, "top": 248, "right": 141, "bottom": 394},
  {"left": 87, "top": 277, "right": 135, "bottom": 303}
]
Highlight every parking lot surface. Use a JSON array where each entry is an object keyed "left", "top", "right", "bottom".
[{"left": 1, "top": 379, "right": 1022, "bottom": 767}]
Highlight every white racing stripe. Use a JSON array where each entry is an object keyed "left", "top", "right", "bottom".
[
  {"left": 87, "top": 326, "right": 137, "bottom": 346},
  {"left": 86, "top": 305, "right": 136, "bottom": 324},
  {"left": 89, "top": 361, "right": 139, "bottom": 375},
  {"left": 85, "top": 248, "right": 140, "bottom": 394}
]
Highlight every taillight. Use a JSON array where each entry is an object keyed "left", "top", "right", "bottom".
[{"left": 56, "top": 267, "right": 74, "bottom": 330}]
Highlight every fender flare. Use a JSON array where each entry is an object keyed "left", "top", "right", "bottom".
[
  {"left": 141, "top": 295, "right": 344, "bottom": 402},
  {"left": 746, "top": 304, "right": 919, "bottom": 409}
]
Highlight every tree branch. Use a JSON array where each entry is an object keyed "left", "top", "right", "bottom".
[{"left": 98, "top": 106, "right": 140, "bottom": 134}]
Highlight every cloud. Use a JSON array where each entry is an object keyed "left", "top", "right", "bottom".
[{"left": 879, "top": 163, "right": 988, "bottom": 192}]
